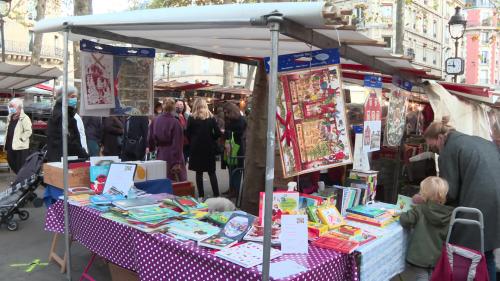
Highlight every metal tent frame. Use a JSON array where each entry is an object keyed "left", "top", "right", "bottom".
[{"left": 34, "top": 3, "right": 432, "bottom": 280}]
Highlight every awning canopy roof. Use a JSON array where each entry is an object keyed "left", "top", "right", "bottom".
[
  {"left": 34, "top": 2, "right": 430, "bottom": 81},
  {"left": 0, "top": 63, "right": 62, "bottom": 91},
  {"left": 154, "top": 80, "right": 211, "bottom": 91}
]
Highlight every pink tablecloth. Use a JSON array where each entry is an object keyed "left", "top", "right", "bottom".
[{"left": 46, "top": 201, "right": 358, "bottom": 281}]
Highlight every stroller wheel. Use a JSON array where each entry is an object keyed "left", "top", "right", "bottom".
[
  {"left": 18, "top": 211, "right": 29, "bottom": 221},
  {"left": 7, "top": 221, "right": 18, "bottom": 231}
]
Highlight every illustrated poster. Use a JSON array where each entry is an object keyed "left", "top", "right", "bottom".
[
  {"left": 363, "top": 89, "right": 382, "bottom": 152},
  {"left": 385, "top": 90, "right": 407, "bottom": 147},
  {"left": 271, "top": 49, "right": 352, "bottom": 178},
  {"left": 81, "top": 52, "right": 115, "bottom": 110},
  {"left": 80, "top": 40, "right": 154, "bottom": 116}
]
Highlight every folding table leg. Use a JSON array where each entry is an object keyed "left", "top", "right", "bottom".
[{"left": 48, "top": 232, "right": 73, "bottom": 273}]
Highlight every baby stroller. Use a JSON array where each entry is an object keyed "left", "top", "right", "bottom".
[
  {"left": 0, "top": 149, "right": 46, "bottom": 231},
  {"left": 431, "top": 207, "right": 489, "bottom": 281}
]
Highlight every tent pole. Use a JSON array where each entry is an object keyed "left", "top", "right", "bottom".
[
  {"left": 262, "top": 14, "right": 281, "bottom": 281},
  {"left": 62, "top": 27, "right": 72, "bottom": 281}
]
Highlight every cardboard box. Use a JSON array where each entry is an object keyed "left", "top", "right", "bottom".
[
  {"left": 43, "top": 162, "right": 90, "bottom": 189},
  {"left": 108, "top": 262, "right": 139, "bottom": 281},
  {"left": 172, "top": 181, "right": 195, "bottom": 197},
  {"left": 124, "top": 160, "right": 166, "bottom": 182}
]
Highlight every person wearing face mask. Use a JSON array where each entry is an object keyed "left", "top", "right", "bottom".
[
  {"left": 46, "top": 86, "right": 89, "bottom": 162},
  {"left": 5, "top": 98, "right": 32, "bottom": 174},
  {"left": 149, "top": 98, "right": 186, "bottom": 182},
  {"left": 423, "top": 116, "right": 500, "bottom": 281}
]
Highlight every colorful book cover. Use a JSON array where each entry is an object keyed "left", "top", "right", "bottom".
[
  {"left": 128, "top": 206, "right": 180, "bottom": 222},
  {"left": 215, "top": 242, "right": 282, "bottom": 268},
  {"left": 396, "top": 194, "right": 414, "bottom": 212},
  {"left": 346, "top": 205, "right": 386, "bottom": 218},
  {"left": 198, "top": 234, "right": 237, "bottom": 250},
  {"left": 243, "top": 223, "right": 281, "bottom": 245},
  {"left": 180, "top": 210, "right": 209, "bottom": 220},
  {"left": 306, "top": 205, "right": 321, "bottom": 223},
  {"left": 166, "top": 219, "right": 220, "bottom": 241},
  {"left": 339, "top": 225, "right": 362, "bottom": 236},
  {"left": 345, "top": 213, "right": 396, "bottom": 227},
  {"left": 258, "top": 191, "right": 299, "bottom": 226},
  {"left": 206, "top": 211, "right": 234, "bottom": 226},
  {"left": 317, "top": 205, "right": 345, "bottom": 229},
  {"left": 112, "top": 197, "right": 159, "bottom": 210},
  {"left": 90, "top": 194, "right": 126, "bottom": 205},
  {"left": 220, "top": 213, "right": 255, "bottom": 241},
  {"left": 298, "top": 193, "right": 323, "bottom": 209},
  {"left": 312, "top": 236, "right": 360, "bottom": 254},
  {"left": 307, "top": 222, "right": 329, "bottom": 239}
]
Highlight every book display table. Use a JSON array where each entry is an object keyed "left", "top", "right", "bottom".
[{"left": 46, "top": 201, "right": 359, "bottom": 281}]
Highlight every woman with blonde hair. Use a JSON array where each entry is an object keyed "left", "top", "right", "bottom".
[
  {"left": 149, "top": 97, "right": 186, "bottom": 181},
  {"left": 5, "top": 98, "right": 32, "bottom": 173},
  {"left": 423, "top": 117, "right": 500, "bottom": 281},
  {"left": 186, "top": 98, "right": 222, "bottom": 198}
]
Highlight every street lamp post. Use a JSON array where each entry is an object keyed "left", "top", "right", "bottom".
[
  {"left": 0, "top": 0, "right": 12, "bottom": 63},
  {"left": 448, "top": 6, "right": 467, "bottom": 83}
]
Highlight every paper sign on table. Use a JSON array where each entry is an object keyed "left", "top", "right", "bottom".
[
  {"left": 280, "top": 215, "right": 308, "bottom": 254},
  {"left": 103, "top": 163, "right": 137, "bottom": 195}
]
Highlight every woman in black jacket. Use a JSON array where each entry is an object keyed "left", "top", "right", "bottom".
[
  {"left": 46, "top": 86, "right": 88, "bottom": 162},
  {"left": 186, "top": 98, "right": 221, "bottom": 198}
]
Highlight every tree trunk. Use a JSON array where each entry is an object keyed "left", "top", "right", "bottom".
[
  {"left": 73, "top": 0, "right": 93, "bottom": 90},
  {"left": 241, "top": 61, "right": 268, "bottom": 215},
  {"left": 244, "top": 65, "right": 256, "bottom": 89},
  {"left": 30, "top": 0, "right": 48, "bottom": 65},
  {"left": 222, "top": 61, "right": 234, "bottom": 87}
]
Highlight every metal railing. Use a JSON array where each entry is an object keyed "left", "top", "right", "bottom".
[{"left": 0, "top": 40, "right": 63, "bottom": 59}]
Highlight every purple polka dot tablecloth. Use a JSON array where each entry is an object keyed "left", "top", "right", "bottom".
[{"left": 45, "top": 201, "right": 359, "bottom": 281}]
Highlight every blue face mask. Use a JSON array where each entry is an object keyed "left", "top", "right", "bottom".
[
  {"left": 8, "top": 107, "right": 16, "bottom": 115},
  {"left": 68, "top": 98, "right": 78, "bottom": 108}
]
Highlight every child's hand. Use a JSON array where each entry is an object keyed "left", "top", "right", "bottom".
[{"left": 412, "top": 194, "right": 425, "bottom": 204}]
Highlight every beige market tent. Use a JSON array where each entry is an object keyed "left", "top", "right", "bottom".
[{"left": 34, "top": 3, "right": 436, "bottom": 280}]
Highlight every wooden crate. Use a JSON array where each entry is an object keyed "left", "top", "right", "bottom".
[{"left": 172, "top": 181, "right": 195, "bottom": 197}]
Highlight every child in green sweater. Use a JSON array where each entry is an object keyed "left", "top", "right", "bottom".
[{"left": 400, "top": 176, "right": 454, "bottom": 281}]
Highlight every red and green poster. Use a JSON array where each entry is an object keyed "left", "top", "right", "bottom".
[{"left": 271, "top": 49, "right": 352, "bottom": 178}]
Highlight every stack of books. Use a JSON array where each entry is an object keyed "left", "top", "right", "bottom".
[
  {"left": 166, "top": 219, "right": 220, "bottom": 241},
  {"left": 345, "top": 205, "right": 396, "bottom": 227}
]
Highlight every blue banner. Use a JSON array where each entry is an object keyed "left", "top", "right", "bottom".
[
  {"left": 392, "top": 76, "right": 413, "bottom": 91},
  {"left": 264, "top": 48, "right": 340, "bottom": 73},
  {"left": 363, "top": 75, "right": 383, "bottom": 88},
  {"left": 80, "top": 39, "right": 155, "bottom": 58}
]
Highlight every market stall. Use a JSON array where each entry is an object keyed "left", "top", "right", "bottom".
[{"left": 34, "top": 2, "right": 438, "bottom": 281}]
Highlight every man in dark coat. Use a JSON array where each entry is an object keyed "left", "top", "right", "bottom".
[
  {"left": 82, "top": 116, "right": 102, "bottom": 157},
  {"left": 46, "top": 86, "right": 88, "bottom": 162},
  {"left": 121, "top": 114, "right": 149, "bottom": 161},
  {"left": 102, "top": 116, "right": 124, "bottom": 156},
  {"left": 424, "top": 120, "right": 500, "bottom": 281}
]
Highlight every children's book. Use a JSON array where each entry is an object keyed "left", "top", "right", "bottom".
[
  {"left": 298, "top": 194, "right": 323, "bottom": 209},
  {"left": 345, "top": 212, "right": 395, "bottom": 228},
  {"left": 180, "top": 210, "right": 209, "bottom": 220},
  {"left": 90, "top": 194, "right": 126, "bottom": 205},
  {"left": 219, "top": 213, "right": 255, "bottom": 241},
  {"left": 312, "top": 236, "right": 360, "bottom": 254},
  {"left": 206, "top": 211, "right": 234, "bottom": 226},
  {"left": 396, "top": 195, "right": 414, "bottom": 212},
  {"left": 339, "top": 225, "right": 362, "bottom": 236},
  {"left": 306, "top": 205, "right": 321, "bottom": 223},
  {"left": 163, "top": 197, "right": 208, "bottom": 212},
  {"left": 258, "top": 191, "right": 299, "bottom": 226},
  {"left": 215, "top": 242, "right": 282, "bottom": 268},
  {"left": 317, "top": 205, "right": 345, "bottom": 229},
  {"left": 112, "top": 197, "right": 159, "bottom": 210},
  {"left": 198, "top": 235, "right": 238, "bottom": 250},
  {"left": 346, "top": 205, "right": 386, "bottom": 218},
  {"left": 307, "top": 222, "right": 329, "bottom": 239},
  {"left": 128, "top": 206, "right": 181, "bottom": 222},
  {"left": 243, "top": 222, "right": 281, "bottom": 245},
  {"left": 166, "top": 219, "right": 220, "bottom": 242}
]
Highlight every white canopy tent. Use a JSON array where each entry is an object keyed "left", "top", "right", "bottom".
[
  {"left": 34, "top": 3, "right": 433, "bottom": 280},
  {"left": 0, "top": 62, "right": 61, "bottom": 92}
]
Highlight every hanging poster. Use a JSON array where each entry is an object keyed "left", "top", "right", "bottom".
[
  {"left": 81, "top": 52, "right": 115, "bottom": 109},
  {"left": 80, "top": 40, "right": 155, "bottom": 116},
  {"left": 363, "top": 88, "right": 382, "bottom": 152},
  {"left": 267, "top": 48, "right": 352, "bottom": 178},
  {"left": 385, "top": 89, "right": 408, "bottom": 147}
]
